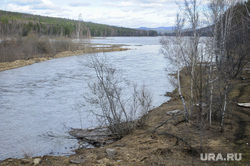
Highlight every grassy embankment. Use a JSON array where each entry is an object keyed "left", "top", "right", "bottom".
[{"left": 1, "top": 62, "right": 249, "bottom": 166}]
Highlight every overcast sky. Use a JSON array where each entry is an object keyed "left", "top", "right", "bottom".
[{"left": 0, "top": 0, "right": 186, "bottom": 28}]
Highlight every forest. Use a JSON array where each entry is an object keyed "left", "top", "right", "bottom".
[
  {"left": 0, "top": 10, "right": 157, "bottom": 63},
  {"left": 0, "top": 10, "right": 157, "bottom": 38}
]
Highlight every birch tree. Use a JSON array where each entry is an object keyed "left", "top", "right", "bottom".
[
  {"left": 183, "top": 0, "right": 201, "bottom": 117},
  {"left": 77, "top": 13, "right": 82, "bottom": 39},
  {"left": 210, "top": 0, "right": 250, "bottom": 132},
  {"left": 160, "top": 14, "right": 189, "bottom": 121},
  {"left": 205, "top": 0, "right": 225, "bottom": 127}
]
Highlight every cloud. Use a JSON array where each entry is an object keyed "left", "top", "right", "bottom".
[
  {"left": 68, "top": 2, "right": 91, "bottom": 7},
  {"left": 6, "top": 4, "right": 31, "bottom": 13},
  {"left": 8, "top": 0, "right": 41, "bottom": 6},
  {"left": 5, "top": 0, "right": 67, "bottom": 17},
  {"left": 6, "top": 0, "right": 61, "bottom": 11},
  {"left": 102, "top": 0, "right": 178, "bottom": 12},
  {"left": 2, "top": 0, "right": 184, "bottom": 28},
  {"left": 33, "top": 0, "right": 59, "bottom": 10}
]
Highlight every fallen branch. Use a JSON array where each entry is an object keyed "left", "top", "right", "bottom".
[
  {"left": 149, "top": 117, "right": 176, "bottom": 133},
  {"left": 149, "top": 116, "right": 187, "bottom": 133},
  {"left": 69, "top": 127, "right": 118, "bottom": 147},
  {"left": 70, "top": 133, "right": 118, "bottom": 138},
  {"left": 157, "top": 132, "right": 198, "bottom": 154}
]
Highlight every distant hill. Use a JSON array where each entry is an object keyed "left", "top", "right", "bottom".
[
  {"left": 139, "top": 26, "right": 214, "bottom": 36},
  {"left": 165, "top": 25, "right": 214, "bottom": 37},
  {"left": 0, "top": 10, "right": 157, "bottom": 38},
  {"left": 138, "top": 27, "right": 175, "bottom": 35}
]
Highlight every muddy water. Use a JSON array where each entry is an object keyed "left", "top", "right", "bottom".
[{"left": 0, "top": 37, "right": 174, "bottom": 160}]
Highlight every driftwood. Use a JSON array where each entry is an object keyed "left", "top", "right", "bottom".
[{"left": 69, "top": 127, "right": 116, "bottom": 147}]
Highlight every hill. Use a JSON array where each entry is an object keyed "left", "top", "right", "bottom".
[
  {"left": 138, "top": 26, "right": 175, "bottom": 35},
  {"left": 138, "top": 26, "right": 213, "bottom": 36},
  {"left": 0, "top": 10, "right": 157, "bottom": 38}
]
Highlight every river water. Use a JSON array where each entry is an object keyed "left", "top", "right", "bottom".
[{"left": 0, "top": 37, "right": 174, "bottom": 160}]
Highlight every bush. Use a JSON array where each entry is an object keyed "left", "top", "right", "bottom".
[
  {"left": 84, "top": 54, "right": 153, "bottom": 138},
  {"left": 51, "top": 37, "right": 77, "bottom": 53},
  {"left": 0, "top": 34, "right": 79, "bottom": 62}
]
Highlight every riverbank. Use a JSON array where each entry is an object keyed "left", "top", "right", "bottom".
[
  {"left": 0, "top": 46, "right": 129, "bottom": 72},
  {"left": 1, "top": 64, "right": 249, "bottom": 165}
]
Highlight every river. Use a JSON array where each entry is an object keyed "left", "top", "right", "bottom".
[{"left": 0, "top": 36, "right": 174, "bottom": 160}]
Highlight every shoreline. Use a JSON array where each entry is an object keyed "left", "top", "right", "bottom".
[
  {"left": 0, "top": 55, "right": 249, "bottom": 165},
  {"left": 1, "top": 72, "right": 249, "bottom": 165},
  {"left": 0, "top": 46, "right": 129, "bottom": 72}
]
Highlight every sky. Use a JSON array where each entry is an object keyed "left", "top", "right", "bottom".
[{"left": 0, "top": 0, "right": 183, "bottom": 28}]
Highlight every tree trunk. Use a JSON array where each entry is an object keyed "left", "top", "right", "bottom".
[
  {"left": 220, "top": 84, "right": 228, "bottom": 133},
  {"left": 209, "top": 81, "right": 214, "bottom": 127},
  {"left": 177, "top": 69, "right": 189, "bottom": 121}
]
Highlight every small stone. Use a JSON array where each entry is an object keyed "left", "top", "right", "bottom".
[
  {"left": 106, "top": 148, "right": 116, "bottom": 159},
  {"left": 33, "top": 158, "right": 42, "bottom": 165},
  {"left": 166, "top": 109, "right": 183, "bottom": 116},
  {"left": 70, "top": 159, "right": 85, "bottom": 164},
  {"left": 21, "top": 158, "right": 31, "bottom": 164}
]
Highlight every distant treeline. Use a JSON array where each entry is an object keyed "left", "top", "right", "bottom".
[
  {"left": 0, "top": 10, "right": 157, "bottom": 38},
  {"left": 164, "top": 25, "right": 214, "bottom": 37}
]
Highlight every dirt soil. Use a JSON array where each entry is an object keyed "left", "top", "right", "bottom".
[{"left": 0, "top": 65, "right": 249, "bottom": 166}]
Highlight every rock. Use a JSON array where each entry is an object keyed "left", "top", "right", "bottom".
[
  {"left": 33, "top": 158, "right": 42, "bottom": 165},
  {"left": 21, "top": 158, "right": 32, "bottom": 164},
  {"left": 70, "top": 159, "right": 85, "bottom": 164},
  {"left": 106, "top": 148, "right": 116, "bottom": 159},
  {"left": 237, "top": 103, "right": 250, "bottom": 108},
  {"left": 166, "top": 109, "right": 183, "bottom": 116}
]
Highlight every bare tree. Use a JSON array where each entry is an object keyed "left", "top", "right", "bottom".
[
  {"left": 160, "top": 14, "right": 189, "bottom": 121},
  {"left": 77, "top": 14, "right": 83, "bottom": 39},
  {"left": 207, "top": 0, "right": 250, "bottom": 132},
  {"left": 205, "top": 0, "right": 226, "bottom": 127},
  {"left": 184, "top": 0, "right": 202, "bottom": 117},
  {"left": 84, "top": 54, "right": 153, "bottom": 138}
]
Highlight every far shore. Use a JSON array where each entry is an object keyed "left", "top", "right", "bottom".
[{"left": 0, "top": 46, "right": 129, "bottom": 72}]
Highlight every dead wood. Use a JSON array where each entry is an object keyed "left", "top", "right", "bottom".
[{"left": 157, "top": 132, "right": 198, "bottom": 155}]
